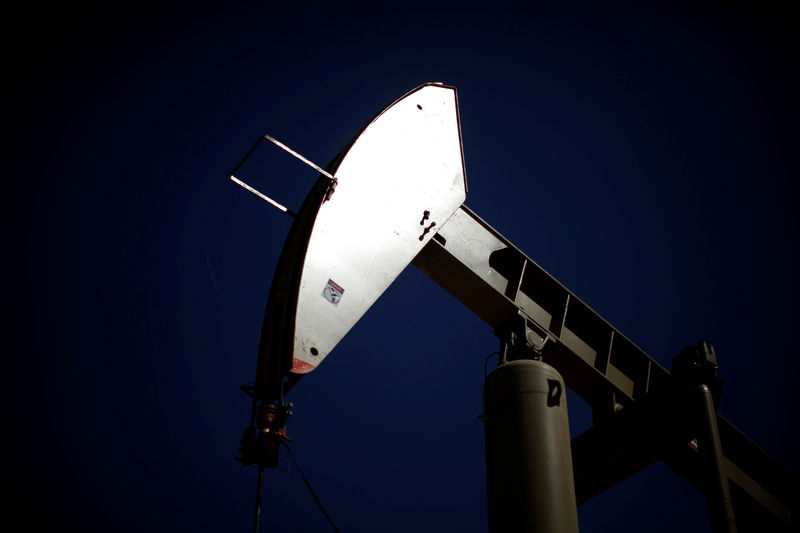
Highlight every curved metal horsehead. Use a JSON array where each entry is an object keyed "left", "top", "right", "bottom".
[{"left": 253, "top": 83, "right": 467, "bottom": 402}]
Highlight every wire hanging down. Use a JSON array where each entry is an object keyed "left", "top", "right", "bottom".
[
  {"left": 283, "top": 444, "right": 341, "bottom": 533},
  {"left": 484, "top": 351, "right": 500, "bottom": 378}
]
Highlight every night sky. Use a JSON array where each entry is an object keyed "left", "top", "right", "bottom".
[{"left": 6, "top": 3, "right": 799, "bottom": 532}]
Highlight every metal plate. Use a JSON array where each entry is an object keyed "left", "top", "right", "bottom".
[{"left": 290, "top": 83, "right": 467, "bottom": 373}]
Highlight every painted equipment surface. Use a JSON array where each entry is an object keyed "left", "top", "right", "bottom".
[
  {"left": 484, "top": 360, "right": 579, "bottom": 533},
  {"left": 244, "top": 83, "right": 466, "bottom": 402},
  {"left": 231, "top": 83, "right": 798, "bottom": 533}
]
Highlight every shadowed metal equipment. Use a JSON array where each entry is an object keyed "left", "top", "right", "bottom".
[{"left": 230, "top": 83, "right": 798, "bottom": 533}]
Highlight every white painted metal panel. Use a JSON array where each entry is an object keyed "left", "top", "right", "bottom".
[{"left": 291, "top": 84, "right": 466, "bottom": 373}]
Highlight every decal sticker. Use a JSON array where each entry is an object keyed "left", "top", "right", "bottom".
[{"left": 322, "top": 279, "right": 344, "bottom": 306}]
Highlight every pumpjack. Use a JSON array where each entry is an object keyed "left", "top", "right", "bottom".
[{"left": 230, "top": 83, "right": 797, "bottom": 532}]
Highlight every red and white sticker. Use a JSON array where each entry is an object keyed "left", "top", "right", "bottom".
[{"left": 322, "top": 279, "right": 344, "bottom": 306}]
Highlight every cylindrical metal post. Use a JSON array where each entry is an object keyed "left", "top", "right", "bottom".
[
  {"left": 484, "top": 360, "right": 579, "bottom": 533},
  {"left": 697, "top": 384, "right": 737, "bottom": 533},
  {"left": 253, "top": 466, "right": 264, "bottom": 533}
]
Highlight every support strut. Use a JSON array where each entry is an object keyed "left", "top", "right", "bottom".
[{"left": 697, "top": 383, "right": 737, "bottom": 533}]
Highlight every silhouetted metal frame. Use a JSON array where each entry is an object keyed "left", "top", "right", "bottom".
[
  {"left": 242, "top": 86, "right": 798, "bottom": 531},
  {"left": 412, "top": 205, "right": 798, "bottom": 531}
]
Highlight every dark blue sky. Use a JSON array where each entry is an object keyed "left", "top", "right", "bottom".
[{"left": 6, "top": 2, "right": 799, "bottom": 532}]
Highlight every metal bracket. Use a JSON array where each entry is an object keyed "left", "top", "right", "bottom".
[
  {"left": 236, "top": 396, "right": 294, "bottom": 469},
  {"left": 229, "top": 134, "right": 339, "bottom": 217},
  {"left": 495, "top": 312, "right": 554, "bottom": 364},
  {"left": 672, "top": 340, "right": 725, "bottom": 407}
]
